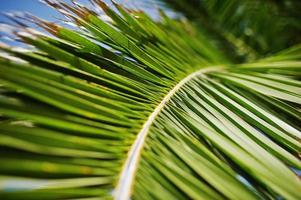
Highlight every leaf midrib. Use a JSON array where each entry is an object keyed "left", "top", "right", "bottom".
[{"left": 114, "top": 66, "right": 222, "bottom": 200}]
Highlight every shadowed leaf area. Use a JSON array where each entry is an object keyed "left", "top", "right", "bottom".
[{"left": 0, "top": 0, "right": 300, "bottom": 199}]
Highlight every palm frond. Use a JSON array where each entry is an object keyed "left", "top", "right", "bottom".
[
  {"left": 155, "top": 0, "right": 301, "bottom": 61},
  {"left": 0, "top": 0, "right": 300, "bottom": 200}
]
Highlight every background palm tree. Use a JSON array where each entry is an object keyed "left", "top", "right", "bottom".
[{"left": 0, "top": 0, "right": 300, "bottom": 199}]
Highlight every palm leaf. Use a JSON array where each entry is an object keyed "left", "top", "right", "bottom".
[
  {"left": 0, "top": 0, "right": 300, "bottom": 200},
  {"left": 156, "top": 0, "right": 301, "bottom": 61}
]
